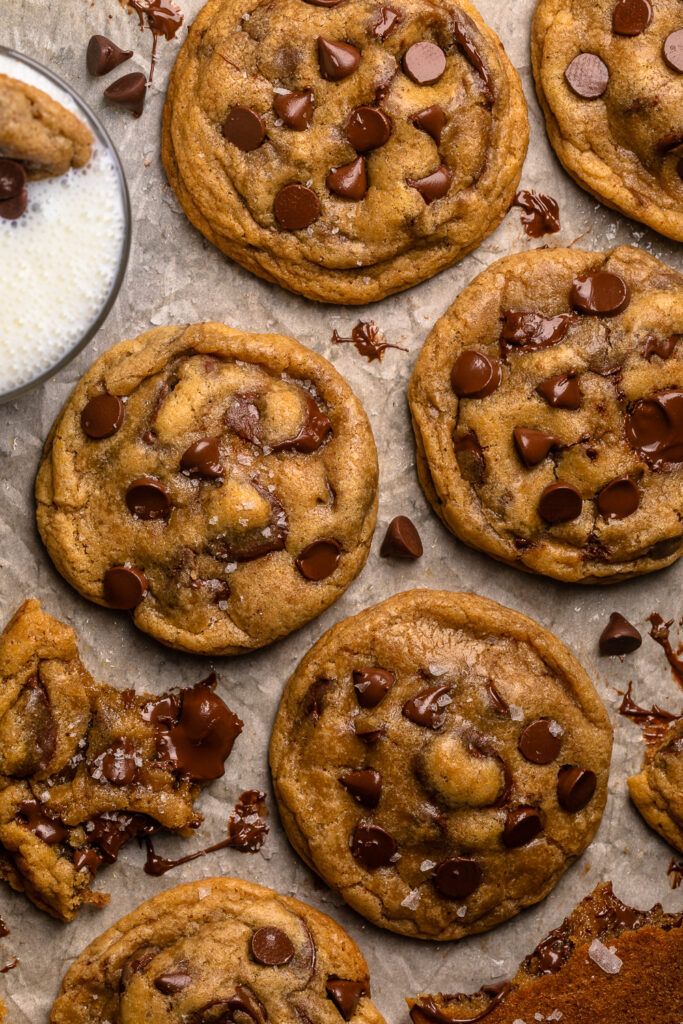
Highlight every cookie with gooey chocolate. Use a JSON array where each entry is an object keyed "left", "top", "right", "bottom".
[
  {"left": 409, "top": 246, "right": 683, "bottom": 583},
  {"left": 270, "top": 590, "right": 612, "bottom": 940}
]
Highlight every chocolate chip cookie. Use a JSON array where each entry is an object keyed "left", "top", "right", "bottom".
[
  {"left": 50, "top": 876, "right": 386, "bottom": 1024},
  {"left": 161, "top": 0, "right": 528, "bottom": 304},
  {"left": 0, "top": 73, "right": 92, "bottom": 179},
  {"left": 0, "top": 599, "right": 242, "bottom": 921},
  {"left": 270, "top": 590, "right": 612, "bottom": 940},
  {"left": 409, "top": 881, "right": 683, "bottom": 1023},
  {"left": 36, "top": 323, "right": 378, "bottom": 655},
  {"left": 409, "top": 246, "right": 683, "bottom": 583},
  {"left": 531, "top": 0, "right": 683, "bottom": 241},
  {"left": 628, "top": 717, "right": 683, "bottom": 853}
]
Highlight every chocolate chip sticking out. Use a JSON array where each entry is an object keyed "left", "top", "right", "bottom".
[
  {"left": 126, "top": 477, "right": 171, "bottom": 520},
  {"left": 103, "top": 566, "right": 148, "bottom": 609},
  {"left": 223, "top": 105, "right": 266, "bottom": 151},
  {"left": 411, "top": 105, "right": 447, "bottom": 144},
  {"left": 407, "top": 164, "right": 452, "bottom": 203},
  {"left": 274, "top": 183, "right": 321, "bottom": 230},
  {"left": 536, "top": 374, "right": 582, "bottom": 409},
  {"left": 538, "top": 482, "right": 583, "bottom": 524},
  {"left": 625, "top": 389, "right": 683, "bottom": 470},
  {"left": 564, "top": 53, "right": 609, "bottom": 99},
  {"left": 557, "top": 766, "right": 596, "bottom": 812},
  {"left": 250, "top": 926, "right": 295, "bottom": 966},
  {"left": 500, "top": 310, "right": 574, "bottom": 355},
  {"left": 353, "top": 668, "right": 395, "bottom": 708},
  {"left": 571, "top": 270, "right": 630, "bottom": 316},
  {"left": 451, "top": 350, "right": 502, "bottom": 399},
  {"left": 380, "top": 516, "right": 423, "bottom": 559},
  {"left": 518, "top": 719, "right": 563, "bottom": 764},
  {"left": 350, "top": 820, "right": 397, "bottom": 868},
  {"left": 81, "top": 394, "right": 125, "bottom": 438},
  {"left": 663, "top": 30, "right": 683, "bottom": 73},
  {"left": 503, "top": 807, "right": 543, "bottom": 848},
  {"left": 318, "top": 37, "right": 361, "bottom": 81},
  {"left": 372, "top": 6, "right": 401, "bottom": 40},
  {"left": 612, "top": 0, "right": 652, "bottom": 36},
  {"left": 403, "top": 686, "right": 451, "bottom": 729},
  {"left": 88, "top": 737, "right": 140, "bottom": 787},
  {"left": 327, "top": 156, "right": 368, "bottom": 199},
  {"left": 274, "top": 89, "right": 314, "bottom": 130},
  {"left": 434, "top": 857, "right": 482, "bottom": 899},
  {"left": 339, "top": 769, "right": 382, "bottom": 808},
  {"left": 403, "top": 41, "right": 447, "bottom": 85},
  {"left": 345, "top": 106, "right": 391, "bottom": 152},
  {"left": 355, "top": 725, "right": 385, "bottom": 744},
  {"left": 326, "top": 979, "right": 367, "bottom": 1020},
  {"left": 104, "top": 72, "right": 147, "bottom": 117},
  {"left": 180, "top": 437, "right": 223, "bottom": 478},
  {"left": 0, "top": 187, "right": 27, "bottom": 220},
  {"left": 0, "top": 158, "right": 26, "bottom": 200},
  {"left": 644, "top": 335, "right": 678, "bottom": 361},
  {"left": 154, "top": 969, "right": 192, "bottom": 995},
  {"left": 513, "top": 427, "right": 559, "bottom": 468},
  {"left": 86, "top": 34, "right": 133, "bottom": 76},
  {"left": 599, "top": 612, "right": 642, "bottom": 655},
  {"left": 596, "top": 476, "right": 639, "bottom": 519},
  {"left": 296, "top": 538, "right": 342, "bottom": 580}
]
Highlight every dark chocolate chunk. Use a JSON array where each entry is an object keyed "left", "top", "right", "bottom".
[
  {"left": 0, "top": 187, "right": 27, "bottom": 220},
  {"left": 564, "top": 53, "right": 609, "bottom": 99},
  {"left": 536, "top": 373, "right": 582, "bottom": 409},
  {"left": 126, "top": 477, "right": 171, "bottom": 520},
  {"left": 339, "top": 768, "right": 382, "bottom": 808},
  {"left": 371, "top": 7, "right": 401, "bottom": 40},
  {"left": 433, "top": 857, "right": 482, "bottom": 899},
  {"left": 503, "top": 807, "right": 542, "bottom": 848},
  {"left": 411, "top": 105, "right": 447, "bottom": 144},
  {"left": 403, "top": 41, "right": 447, "bottom": 85},
  {"left": 402, "top": 686, "right": 451, "bottom": 729},
  {"left": 624, "top": 389, "right": 683, "bottom": 470},
  {"left": 318, "top": 37, "right": 361, "bottom": 80},
  {"left": 327, "top": 156, "right": 368, "bottom": 199},
  {"left": 350, "top": 820, "right": 397, "bottom": 868},
  {"left": 379, "top": 516, "right": 423, "bottom": 559},
  {"left": 644, "top": 335, "right": 678, "bottom": 361},
  {"left": 104, "top": 72, "right": 147, "bottom": 117},
  {"left": 0, "top": 158, "right": 26, "bottom": 201},
  {"left": 274, "top": 89, "right": 314, "bottom": 130},
  {"left": 346, "top": 106, "right": 391, "bottom": 152},
  {"left": 296, "top": 538, "right": 342, "bottom": 580},
  {"left": 599, "top": 612, "right": 642, "bottom": 655},
  {"left": 81, "top": 394, "right": 125, "bottom": 438},
  {"left": 223, "top": 105, "right": 266, "bottom": 151},
  {"left": 274, "top": 183, "right": 321, "bottom": 230},
  {"left": 596, "top": 476, "right": 639, "bottom": 519},
  {"left": 154, "top": 968, "right": 192, "bottom": 995},
  {"left": 518, "top": 719, "right": 563, "bottom": 764},
  {"left": 103, "top": 566, "right": 148, "bottom": 609},
  {"left": 326, "top": 978, "right": 367, "bottom": 1020},
  {"left": 353, "top": 668, "right": 395, "bottom": 708},
  {"left": 407, "top": 164, "right": 452, "bottom": 203},
  {"left": 538, "top": 482, "right": 583, "bottom": 523},
  {"left": 612, "top": 0, "right": 652, "bottom": 36},
  {"left": 86, "top": 34, "right": 133, "bottom": 76},
  {"left": 451, "top": 350, "right": 502, "bottom": 398},
  {"left": 250, "top": 926, "right": 295, "bottom": 966},
  {"left": 180, "top": 437, "right": 223, "bottom": 478},
  {"left": 513, "top": 427, "right": 559, "bottom": 467},
  {"left": 663, "top": 30, "right": 683, "bottom": 73},
  {"left": 571, "top": 270, "right": 630, "bottom": 316},
  {"left": 557, "top": 766, "right": 596, "bottom": 811}
]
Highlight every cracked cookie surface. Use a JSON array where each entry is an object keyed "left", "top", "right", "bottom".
[
  {"left": 270, "top": 590, "right": 612, "bottom": 940},
  {"left": 49, "top": 876, "right": 386, "bottom": 1024},
  {"left": 408, "top": 246, "right": 683, "bottom": 583},
  {"left": 36, "top": 323, "right": 378, "bottom": 655},
  {"left": 161, "top": 0, "right": 528, "bottom": 304},
  {"left": 531, "top": 0, "right": 683, "bottom": 241},
  {"left": 628, "top": 717, "right": 683, "bottom": 853}
]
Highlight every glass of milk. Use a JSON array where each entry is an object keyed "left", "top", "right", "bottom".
[{"left": 0, "top": 47, "right": 131, "bottom": 403}]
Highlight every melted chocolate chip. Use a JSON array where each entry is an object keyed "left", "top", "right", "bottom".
[
  {"left": 326, "top": 978, "right": 367, "bottom": 1020},
  {"left": 17, "top": 800, "right": 69, "bottom": 844},
  {"left": 528, "top": 922, "right": 573, "bottom": 975},
  {"left": 180, "top": 437, "right": 223, "bottom": 477},
  {"left": 274, "top": 89, "right": 314, "bottom": 130},
  {"left": 10, "top": 677, "right": 56, "bottom": 777},
  {"left": 339, "top": 768, "right": 382, "bottom": 808},
  {"left": 0, "top": 187, "right": 27, "bottom": 220},
  {"left": 380, "top": 516, "right": 423, "bottom": 559},
  {"left": 644, "top": 335, "right": 678, "bottom": 361},
  {"left": 402, "top": 686, "right": 451, "bottom": 729},
  {"left": 226, "top": 391, "right": 330, "bottom": 453},
  {"left": 318, "top": 37, "right": 361, "bottom": 80},
  {"left": 346, "top": 106, "right": 391, "bottom": 152},
  {"left": 154, "top": 968, "right": 192, "bottom": 995},
  {"left": 557, "top": 765, "right": 596, "bottom": 811},
  {"left": 223, "top": 105, "right": 266, "bottom": 151},
  {"left": 407, "top": 164, "right": 453, "bottom": 204},
  {"left": 503, "top": 807, "right": 542, "bottom": 848},
  {"left": 353, "top": 668, "right": 395, "bottom": 708},
  {"left": 625, "top": 389, "right": 683, "bottom": 470},
  {"left": 513, "top": 190, "right": 561, "bottom": 238},
  {"left": 451, "top": 350, "right": 502, "bottom": 399},
  {"left": 350, "top": 820, "right": 397, "bottom": 868},
  {"left": 82, "top": 811, "right": 158, "bottom": 866},
  {"left": 81, "top": 394, "right": 125, "bottom": 438},
  {"left": 565, "top": 53, "right": 609, "bottom": 99},
  {"left": 518, "top": 719, "right": 563, "bottom": 763},
  {"left": 501, "top": 310, "right": 574, "bottom": 355},
  {"left": 538, "top": 482, "right": 583, "bottom": 523},
  {"left": 104, "top": 71, "right": 147, "bottom": 117},
  {"left": 486, "top": 681, "right": 509, "bottom": 715},
  {"left": 120, "top": 946, "right": 160, "bottom": 988},
  {"left": 227, "top": 789, "right": 269, "bottom": 852},
  {"left": 274, "top": 183, "right": 321, "bottom": 230},
  {"left": 513, "top": 427, "right": 559, "bottom": 468},
  {"left": 88, "top": 736, "right": 140, "bottom": 786},
  {"left": 599, "top": 612, "right": 642, "bottom": 655},
  {"left": 355, "top": 725, "right": 385, "bottom": 744},
  {"left": 663, "top": 30, "right": 683, "bottom": 73},
  {"left": 103, "top": 565, "right": 148, "bottom": 609},
  {"left": 86, "top": 34, "right": 133, "bottom": 76},
  {"left": 571, "top": 270, "right": 630, "bottom": 316},
  {"left": 296, "top": 538, "right": 341, "bottom": 580},
  {"left": 453, "top": 20, "right": 493, "bottom": 103},
  {"left": 434, "top": 857, "right": 482, "bottom": 900},
  {"left": 412, "top": 105, "right": 447, "bottom": 144},
  {"left": 0, "top": 158, "right": 26, "bottom": 201},
  {"left": 596, "top": 475, "right": 639, "bottom": 519},
  {"left": 126, "top": 477, "right": 171, "bottom": 520},
  {"left": 327, "top": 156, "right": 368, "bottom": 199},
  {"left": 612, "top": 0, "right": 652, "bottom": 36},
  {"left": 251, "top": 926, "right": 295, "bottom": 966},
  {"left": 372, "top": 6, "right": 401, "bottom": 39},
  {"left": 403, "top": 41, "right": 447, "bottom": 85},
  {"left": 536, "top": 373, "right": 582, "bottom": 409},
  {"left": 453, "top": 431, "right": 486, "bottom": 484}
]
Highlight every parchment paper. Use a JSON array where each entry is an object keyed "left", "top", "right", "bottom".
[{"left": 1, "top": 2, "right": 682, "bottom": 1020}]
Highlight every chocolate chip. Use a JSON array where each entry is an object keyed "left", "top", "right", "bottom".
[
  {"left": 596, "top": 476, "right": 639, "bottom": 519},
  {"left": 223, "top": 105, "right": 266, "bottom": 151},
  {"left": 17, "top": 799, "right": 69, "bottom": 845},
  {"left": 451, "top": 350, "right": 502, "bottom": 399},
  {"left": 250, "top": 926, "right": 294, "bottom": 966},
  {"left": 599, "top": 612, "right": 642, "bottom": 655},
  {"left": 120, "top": 947, "right": 160, "bottom": 988},
  {"left": 403, "top": 41, "right": 447, "bottom": 85},
  {"left": 180, "top": 437, "right": 223, "bottom": 478},
  {"left": 326, "top": 979, "right": 366, "bottom": 1020},
  {"left": 379, "top": 516, "right": 423, "bottom": 559},
  {"left": 0, "top": 189, "right": 28, "bottom": 220},
  {"left": 86, "top": 34, "right": 133, "bottom": 76},
  {"left": 500, "top": 310, "right": 574, "bottom": 354},
  {"left": 538, "top": 482, "right": 583, "bottom": 524},
  {"left": 327, "top": 156, "right": 368, "bottom": 199},
  {"left": 663, "top": 30, "right": 683, "bottom": 73},
  {"left": 536, "top": 374, "right": 582, "bottom": 409},
  {"left": 453, "top": 431, "right": 485, "bottom": 483},
  {"left": 433, "top": 857, "right": 482, "bottom": 899},
  {"left": 345, "top": 106, "right": 391, "bottom": 152},
  {"left": 82, "top": 394, "right": 125, "bottom": 438},
  {"left": 274, "top": 183, "right": 321, "bottom": 230},
  {"left": 565, "top": 53, "right": 609, "bottom": 99},
  {"left": 88, "top": 736, "right": 140, "bottom": 787},
  {"left": 411, "top": 104, "right": 447, "bottom": 144},
  {"left": 318, "top": 37, "right": 361, "bottom": 80},
  {"left": 518, "top": 719, "right": 563, "bottom": 763},
  {"left": 126, "top": 477, "right": 171, "bottom": 520},
  {"left": 503, "top": 807, "right": 542, "bottom": 848},
  {"left": 296, "top": 538, "right": 342, "bottom": 580},
  {"left": 350, "top": 821, "right": 397, "bottom": 868},
  {"left": 557, "top": 766, "right": 596, "bottom": 812},
  {"left": 149, "top": 679, "right": 242, "bottom": 781},
  {"left": 339, "top": 769, "right": 382, "bottom": 808},
  {"left": 353, "top": 668, "right": 395, "bottom": 708},
  {"left": 354, "top": 725, "right": 385, "bottom": 744},
  {"left": 104, "top": 71, "right": 147, "bottom": 117},
  {"left": 154, "top": 969, "right": 192, "bottom": 995},
  {"left": 103, "top": 566, "right": 148, "bottom": 609},
  {"left": 625, "top": 389, "right": 683, "bottom": 470},
  {"left": 513, "top": 427, "right": 559, "bottom": 467},
  {"left": 372, "top": 6, "right": 401, "bottom": 40},
  {"left": 612, "top": 0, "right": 652, "bottom": 36},
  {"left": 403, "top": 686, "right": 451, "bottom": 729},
  {"left": 274, "top": 89, "right": 314, "bottom": 130},
  {"left": 0, "top": 158, "right": 26, "bottom": 201},
  {"left": 644, "top": 335, "right": 678, "bottom": 361},
  {"left": 571, "top": 270, "right": 630, "bottom": 316},
  {"left": 407, "top": 164, "right": 452, "bottom": 203}
]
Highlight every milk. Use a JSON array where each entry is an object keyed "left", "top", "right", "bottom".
[{"left": 0, "top": 52, "right": 127, "bottom": 399}]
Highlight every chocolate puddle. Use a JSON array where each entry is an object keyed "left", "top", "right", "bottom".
[
  {"left": 648, "top": 614, "right": 683, "bottom": 690},
  {"left": 617, "top": 682, "right": 680, "bottom": 744},
  {"left": 513, "top": 190, "right": 561, "bottom": 237},
  {"left": 332, "top": 322, "right": 407, "bottom": 362}
]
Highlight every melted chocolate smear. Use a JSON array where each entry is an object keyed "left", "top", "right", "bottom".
[
  {"left": 453, "top": 20, "right": 493, "bottom": 104},
  {"left": 595, "top": 886, "right": 648, "bottom": 931},
  {"left": 411, "top": 983, "right": 510, "bottom": 1024},
  {"left": 12, "top": 676, "right": 56, "bottom": 777},
  {"left": 648, "top": 614, "right": 683, "bottom": 690},
  {"left": 525, "top": 921, "right": 573, "bottom": 975},
  {"left": 332, "top": 321, "right": 407, "bottom": 363},
  {"left": 668, "top": 858, "right": 683, "bottom": 889},
  {"left": 226, "top": 391, "right": 331, "bottom": 453},
  {"left": 513, "top": 190, "right": 561, "bottom": 237},
  {"left": 76, "top": 811, "right": 159, "bottom": 874},
  {"left": 485, "top": 681, "right": 509, "bottom": 715},
  {"left": 500, "top": 310, "right": 574, "bottom": 355},
  {"left": 617, "top": 682, "right": 679, "bottom": 744},
  {"left": 124, "top": 0, "right": 183, "bottom": 82},
  {"left": 17, "top": 800, "right": 69, "bottom": 845}
]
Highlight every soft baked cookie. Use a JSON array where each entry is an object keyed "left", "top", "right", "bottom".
[
  {"left": 50, "top": 876, "right": 386, "bottom": 1024},
  {"left": 270, "top": 590, "right": 612, "bottom": 940},
  {"left": 409, "top": 881, "right": 683, "bottom": 1023},
  {"left": 408, "top": 246, "right": 683, "bottom": 583},
  {"left": 0, "top": 73, "right": 92, "bottom": 179},
  {"left": 531, "top": 0, "right": 683, "bottom": 241},
  {"left": 161, "top": 0, "right": 528, "bottom": 304},
  {"left": 0, "top": 599, "right": 242, "bottom": 921},
  {"left": 628, "top": 717, "right": 683, "bottom": 853},
  {"left": 36, "top": 323, "right": 378, "bottom": 655}
]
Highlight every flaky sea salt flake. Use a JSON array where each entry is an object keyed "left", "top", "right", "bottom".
[{"left": 588, "top": 938, "right": 623, "bottom": 974}]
